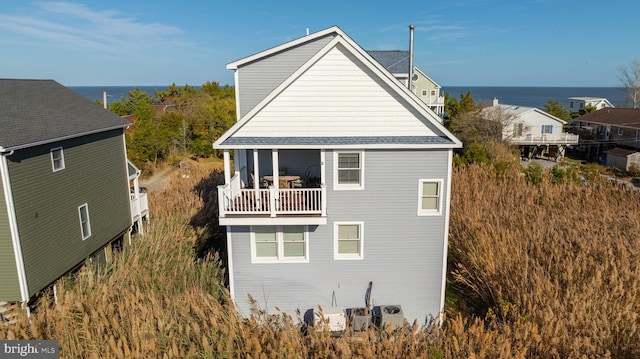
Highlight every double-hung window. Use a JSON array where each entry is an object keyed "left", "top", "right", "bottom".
[
  {"left": 334, "top": 222, "right": 363, "bottom": 260},
  {"left": 334, "top": 151, "right": 364, "bottom": 190},
  {"left": 252, "top": 225, "right": 308, "bottom": 263},
  {"left": 541, "top": 125, "right": 553, "bottom": 134},
  {"left": 51, "top": 147, "right": 65, "bottom": 172},
  {"left": 78, "top": 204, "right": 92, "bottom": 240},
  {"left": 417, "top": 179, "right": 443, "bottom": 216}
]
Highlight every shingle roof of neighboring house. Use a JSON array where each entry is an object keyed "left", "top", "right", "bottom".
[
  {"left": 485, "top": 101, "right": 566, "bottom": 124},
  {"left": 367, "top": 50, "right": 410, "bottom": 74},
  {"left": 0, "top": 79, "right": 130, "bottom": 151},
  {"left": 576, "top": 108, "right": 640, "bottom": 128},
  {"left": 606, "top": 147, "right": 638, "bottom": 157}
]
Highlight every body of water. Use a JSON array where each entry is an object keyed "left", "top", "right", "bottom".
[
  {"left": 443, "top": 86, "right": 626, "bottom": 110},
  {"left": 70, "top": 86, "right": 169, "bottom": 103},
  {"left": 70, "top": 85, "right": 628, "bottom": 110}
]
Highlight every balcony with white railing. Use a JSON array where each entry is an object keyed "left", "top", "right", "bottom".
[
  {"left": 510, "top": 132, "right": 579, "bottom": 145},
  {"left": 217, "top": 175, "right": 327, "bottom": 226},
  {"left": 130, "top": 192, "right": 149, "bottom": 222}
]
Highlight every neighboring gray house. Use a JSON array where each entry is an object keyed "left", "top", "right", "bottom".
[
  {"left": 214, "top": 26, "right": 462, "bottom": 325},
  {"left": 0, "top": 79, "right": 147, "bottom": 313}
]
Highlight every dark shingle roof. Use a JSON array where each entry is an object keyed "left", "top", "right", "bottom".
[
  {"left": 0, "top": 79, "right": 130, "bottom": 150},
  {"left": 221, "top": 136, "right": 454, "bottom": 146},
  {"left": 367, "top": 51, "right": 410, "bottom": 74},
  {"left": 606, "top": 148, "right": 638, "bottom": 156},
  {"left": 576, "top": 108, "right": 640, "bottom": 128}
]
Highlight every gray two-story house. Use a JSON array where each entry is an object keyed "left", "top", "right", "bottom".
[
  {"left": 0, "top": 79, "right": 139, "bottom": 312},
  {"left": 213, "top": 27, "right": 462, "bottom": 325}
]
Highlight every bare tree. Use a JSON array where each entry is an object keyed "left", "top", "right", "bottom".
[
  {"left": 617, "top": 58, "right": 640, "bottom": 109},
  {"left": 451, "top": 104, "right": 521, "bottom": 145}
]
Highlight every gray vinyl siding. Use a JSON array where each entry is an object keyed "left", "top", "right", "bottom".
[
  {"left": 237, "top": 34, "right": 335, "bottom": 118},
  {"left": 7, "top": 130, "right": 131, "bottom": 297},
  {"left": 230, "top": 149, "right": 450, "bottom": 324},
  {"left": 0, "top": 178, "right": 21, "bottom": 301}
]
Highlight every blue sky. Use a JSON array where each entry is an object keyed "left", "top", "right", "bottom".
[{"left": 1, "top": 0, "right": 638, "bottom": 87}]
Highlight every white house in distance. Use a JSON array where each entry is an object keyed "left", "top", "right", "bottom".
[
  {"left": 484, "top": 98, "right": 579, "bottom": 159},
  {"left": 569, "top": 97, "right": 614, "bottom": 111},
  {"left": 213, "top": 26, "right": 462, "bottom": 326}
]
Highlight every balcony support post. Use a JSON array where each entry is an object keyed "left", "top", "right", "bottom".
[{"left": 223, "top": 150, "right": 231, "bottom": 185}]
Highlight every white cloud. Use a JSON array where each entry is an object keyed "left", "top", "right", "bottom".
[{"left": 0, "top": 1, "right": 191, "bottom": 53}]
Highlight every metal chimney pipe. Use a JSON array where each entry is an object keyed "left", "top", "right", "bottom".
[
  {"left": 408, "top": 24, "right": 414, "bottom": 91},
  {"left": 103, "top": 91, "right": 107, "bottom": 109}
]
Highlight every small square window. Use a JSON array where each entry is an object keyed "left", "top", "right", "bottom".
[
  {"left": 418, "top": 179, "right": 443, "bottom": 216},
  {"left": 335, "top": 222, "right": 363, "bottom": 260},
  {"left": 78, "top": 204, "right": 91, "bottom": 240},
  {"left": 422, "top": 90, "right": 427, "bottom": 96},
  {"left": 51, "top": 147, "right": 65, "bottom": 172},
  {"left": 334, "top": 151, "right": 364, "bottom": 190}
]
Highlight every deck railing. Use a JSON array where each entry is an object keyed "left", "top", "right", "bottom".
[
  {"left": 218, "top": 185, "right": 325, "bottom": 218},
  {"left": 511, "top": 133, "right": 579, "bottom": 145},
  {"left": 130, "top": 192, "right": 149, "bottom": 220}
]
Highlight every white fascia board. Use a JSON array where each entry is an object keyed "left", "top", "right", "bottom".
[
  {"left": 226, "top": 26, "right": 342, "bottom": 70},
  {"left": 532, "top": 108, "right": 567, "bottom": 124},
  {"left": 215, "top": 142, "right": 462, "bottom": 150},
  {"left": 219, "top": 216, "right": 327, "bottom": 226}
]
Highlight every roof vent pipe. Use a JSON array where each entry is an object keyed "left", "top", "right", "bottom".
[{"left": 408, "top": 24, "right": 414, "bottom": 91}]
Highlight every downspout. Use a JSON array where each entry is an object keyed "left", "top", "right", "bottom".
[
  {"left": 408, "top": 24, "right": 415, "bottom": 92},
  {"left": 0, "top": 149, "right": 31, "bottom": 306}
]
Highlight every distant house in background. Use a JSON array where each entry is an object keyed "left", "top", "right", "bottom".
[
  {"left": 571, "top": 108, "right": 640, "bottom": 161},
  {"left": 367, "top": 51, "right": 445, "bottom": 118},
  {"left": 605, "top": 148, "right": 640, "bottom": 171},
  {"left": 569, "top": 97, "right": 614, "bottom": 111},
  {"left": 411, "top": 67, "right": 445, "bottom": 117},
  {"left": 0, "top": 79, "right": 147, "bottom": 317},
  {"left": 484, "top": 98, "right": 579, "bottom": 159}
]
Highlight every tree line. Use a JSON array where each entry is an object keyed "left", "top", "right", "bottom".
[{"left": 99, "top": 82, "right": 236, "bottom": 172}]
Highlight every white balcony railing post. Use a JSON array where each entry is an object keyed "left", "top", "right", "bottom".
[
  {"left": 217, "top": 185, "right": 227, "bottom": 218},
  {"left": 269, "top": 186, "right": 277, "bottom": 217},
  {"left": 321, "top": 184, "right": 327, "bottom": 216}
]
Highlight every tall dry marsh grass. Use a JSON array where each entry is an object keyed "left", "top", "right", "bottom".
[{"left": 2, "top": 158, "right": 640, "bottom": 358}]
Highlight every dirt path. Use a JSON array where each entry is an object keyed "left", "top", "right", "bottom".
[{"left": 139, "top": 165, "right": 176, "bottom": 191}]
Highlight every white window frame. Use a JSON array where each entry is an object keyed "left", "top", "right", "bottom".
[
  {"left": 50, "top": 147, "right": 65, "bottom": 172},
  {"left": 618, "top": 127, "right": 623, "bottom": 136},
  {"left": 422, "top": 90, "right": 427, "bottom": 96},
  {"left": 250, "top": 225, "right": 309, "bottom": 263},
  {"left": 334, "top": 222, "right": 364, "bottom": 260},
  {"left": 78, "top": 203, "right": 92, "bottom": 240},
  {"left": 417, "top": 179, "right": 444, "bottom": 216},
  {"left": 333, "top": 151, "right": 364, "bottom": 190}
]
